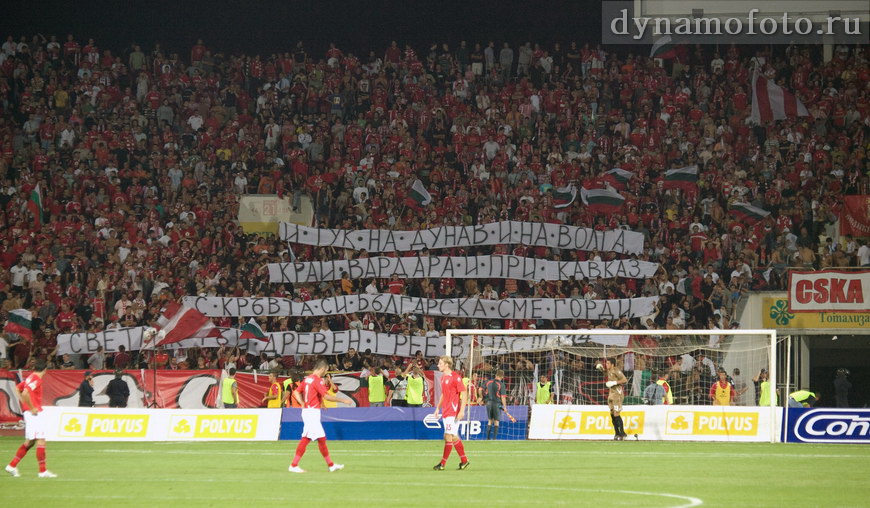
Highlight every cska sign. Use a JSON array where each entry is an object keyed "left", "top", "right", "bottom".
[{"left": 788, "top": 270, "right": 870, "bottom": 313}]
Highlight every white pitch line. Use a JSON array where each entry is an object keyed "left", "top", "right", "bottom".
[
  {"left": 289, "top": 480, "right": 704, "bottom": 508},
  {"left": 11, "top": 479, "right": 703, "bottom": 508},
  {"left": 53, "top": 448, "right": 870, "bottom": 460}
]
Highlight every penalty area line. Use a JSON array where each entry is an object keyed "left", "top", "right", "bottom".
[{"left": 295, "top": 480, "right": 703, "bottom": 508}]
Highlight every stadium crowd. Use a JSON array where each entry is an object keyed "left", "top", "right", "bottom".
[{"left": 0, "top": 34, "right": 868, "bottom": 379}]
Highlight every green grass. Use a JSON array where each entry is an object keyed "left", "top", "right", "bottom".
[{"left": 1, "top": 437, "right": 869, "bottom": 507}]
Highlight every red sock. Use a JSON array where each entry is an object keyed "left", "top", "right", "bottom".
[
  {"left": 454, "top": 439, "right": 467, "bottom": 462},
  {"left": 440, "top": 441, "right": 454, "bottom": 465},
  {"left": 291, "top": 437, "right": 311, "bottom": 467},
  {"left": 36, "top": 446, "right": 46, "bottom": 473},
  {"left": 9, "top": 444, "right": 29, "bottom": 467},
  {"left": 317, "top": 438, "right": 333, "bottom": 467}
]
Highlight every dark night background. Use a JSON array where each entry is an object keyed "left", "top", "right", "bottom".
[{"left": 0, "top": 0, "right": 606, "bottom": 56}]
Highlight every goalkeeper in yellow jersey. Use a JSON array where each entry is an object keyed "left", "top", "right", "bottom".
[{"left": 604, "top": 357, "right": 629, "bottom": 440}]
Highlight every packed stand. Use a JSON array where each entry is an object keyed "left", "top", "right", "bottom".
[{"left": 0, "top": 34, "right": 867, "bottom": 381}]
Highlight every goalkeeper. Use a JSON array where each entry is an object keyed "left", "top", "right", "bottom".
[
  {"left": 603, "top": 358, "right": 629, "bottom": 440},
  {"left": 483, "top": 370, "right": 508, "bottom": 440}
]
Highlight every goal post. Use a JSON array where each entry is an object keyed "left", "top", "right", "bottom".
[{"left": 446, "top": 329, "right": 780, "bottom": 443}]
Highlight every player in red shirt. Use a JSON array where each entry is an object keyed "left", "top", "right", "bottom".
[
  {"left": 6, "top": 360, "right": 56, "bottom": 478},
  {"left": 287, "top": 359, "right": 349, "bottom": 473},
  {"left": 432, "top": 356, "right": 470, "bottom": 470}
]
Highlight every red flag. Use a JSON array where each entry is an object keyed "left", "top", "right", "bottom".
[
  {"left": 155, "top": 303, "right": 218, "bottom": 346},
  {"left": 840, "top": 195, "right": 870, "bottom": 237},
  {"left": 750, "top": 70, "right": 809, "bottom": 124}
]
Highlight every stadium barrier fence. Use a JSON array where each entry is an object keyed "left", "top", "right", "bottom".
[
  {"left": 529, "top": 404, "right": 782, "bottom": 442},
  {"left": 278, "top": 405, "right": 530, "bottom": 440}
]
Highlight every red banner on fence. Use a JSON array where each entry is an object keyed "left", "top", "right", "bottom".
[
  {"left": 840, "top": 195, "right": 870, "bottom": 237},
  {"left": 0, "top": 369, "right": 437, "bottom": 422}
]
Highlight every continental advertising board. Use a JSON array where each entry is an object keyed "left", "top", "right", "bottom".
[
  {"left": 783, "top": 408, "right": 870, "bottom": 444},
  {"left": 762, "top": 297, "right": 870, "bottom": 330},
  {"left": 41, "top": 407, "right": 282, "bottom": 441},
  {"left": 529, "top": 405, "right": 781, "bottom": 442}
]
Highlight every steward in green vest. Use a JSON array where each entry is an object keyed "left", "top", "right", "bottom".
[
  {"left": 405, "top": 366, "right": 425, "bottom": 407},
  {"left": 367, "top": 367, "right": 389, "bottom": 407},
  {"left": 222, "top": 368, "right": 239, "bottom": 408},
  {"left": 754, "top": 370, "right": 777, "bottom": 406},
  {"left": 536, "top": 375, "right": 554, "bottom": 404},
  {"left": 788, "top": 389, "right": 819, "bottom": 408}
]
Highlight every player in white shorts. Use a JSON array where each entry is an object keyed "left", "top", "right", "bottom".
[{"left": 288, "top": 360, "right": 351, "bottom": 473}]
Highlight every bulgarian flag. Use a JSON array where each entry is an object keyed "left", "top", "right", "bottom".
[
  {"left": 240, "top": 318, "right": 269, "bottom": 342},
  {"left": 553, "top": 185, "right": 578, "bottom": 208},
  {"left": 581, "top": 187, "right": 625, "bottom": 213},
  {"left": 408, "top": 179, "right": 432, "bottom": 208},
  {"left": 4, "top": 309, "right": 33, "bottom": 341},
  {"left": 155, "top": 302, "right": 219, "bottom": 346},
  {"left": 663, "top": 166, "right": 699, "bottom": 193},
  {"left": 729, "top": 202, "right": 771, "bottom": 224},
  {"left": 604, "top": 168, "right": 634, "bottom": 190},
  {"left": 750, "top": 69, "right": 809, "bottom": 124},
  {"left": 28, "top": 184, "right": 43, "bottom": 229},
  {"left": 650, "top": 35, "right": 678, "bottom": 59}
]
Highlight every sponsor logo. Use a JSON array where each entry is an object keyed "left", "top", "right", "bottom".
[
  {"left": 421, "top": 414, "right": 481, "bottom": 435},
  {"left": 793, "top": 410, "right": 870, "bottom": 443},
  {"left": 553, "top": 411, "right": 644, "bottom": 435},
  {"left": 59, "top": 413, "right": 149, "bottom": 438},
  {"left": 422, "top": 413, "right": 440, "bottom": 429},
  {"left": 666, "top": 411, "right": 759, "bottom": 436},
  {"left": 793, "top": 278, "right": 864, "bottom": 306},
  {"left": 168, "top": 415, "right": 258, "bottom": 439}
]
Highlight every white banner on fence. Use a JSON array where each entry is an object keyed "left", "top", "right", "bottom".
[
  {"left": 56, "top": 327, "right": 260, "bottom": 356},
  {"left": 528, "top": 404, "right": 781, "bottom": 442},
  {"left": 182, "top": 294, "right": 658, "bottom": 320},
  {"left": 267, "top": 256, "right": 659, "bottom": 283},
  {"left": 58, "top": 327, "right": 630, "bottom": 357},
  {"left": 41, "top": 407, "right": 282, "bottom": 441},
  {"left": 280, "top": 221, "right": 644, "bottom": 254}
]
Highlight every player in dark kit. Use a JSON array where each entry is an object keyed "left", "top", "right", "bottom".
[
  {"left": 604, "top": 357, "right": 629, "bottom": 440},
  {"left": 483, "top": 370, "right": 507, "bottom": 439}
]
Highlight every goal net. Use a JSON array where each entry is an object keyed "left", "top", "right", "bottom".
[{"left": 446, "top": 329, "right": 779, "bottom": 441}]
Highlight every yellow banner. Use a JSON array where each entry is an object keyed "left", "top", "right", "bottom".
[
  {"left": 238, "top": 195, "right": 312, "bottom": 235},
  {"left": 59, "top": 413, "right": 149, "bottom": 438},
  {"left": 762, "top": 298, "right": 870, "bottom": 329},
  {"left": 552, "top": 410, "right": 645, "bottom": 435},
  {"left": 168, "top": 415, "right": 258, "bottom": 439},
  {"left": 665, "top": 411, "right": 759, "bottom": 436}
]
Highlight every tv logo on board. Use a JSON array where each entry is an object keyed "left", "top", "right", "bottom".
[
  {"left": 421, "top": 414, "right": 481, "bottom": 435},
  {"left": 793, "top": 410, "right": 870, "bottom": 443}
]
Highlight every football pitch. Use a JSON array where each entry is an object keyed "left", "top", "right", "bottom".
[{"left": 1, "top": 437, "right": 868, "bottom": 507}]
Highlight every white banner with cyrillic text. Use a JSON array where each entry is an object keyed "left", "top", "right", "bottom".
[
  {"left": 57, "top": 327, "right": 631, "bottom": 357},
  {"left": 182, "top": 294, "right": 658, "bottom": 320},
  {"left": 267, "top": 256, "right": 659, "bottom": 283},
  {"left": 280, "top": 221, "right": 644, "bottom": 254}
]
